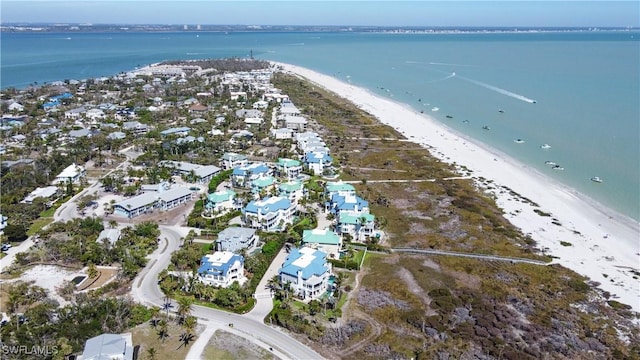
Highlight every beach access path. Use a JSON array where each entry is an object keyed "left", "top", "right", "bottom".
[{"left": 275, "top": 61, "right": 640, "bottom": 313}]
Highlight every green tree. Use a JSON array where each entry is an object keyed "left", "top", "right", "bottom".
[
  {"left": 4, "top": 224, "right": 28, "bottom": 242},
  {"left": 87, "top": 262, "right": 99, "bottom": 279}
]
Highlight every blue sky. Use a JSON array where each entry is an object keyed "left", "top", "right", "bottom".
[{"left": 1, "top": 1, "right": 638, "bottom": 27}]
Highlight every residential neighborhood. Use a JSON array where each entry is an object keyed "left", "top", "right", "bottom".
[{"left": 0, "top": 59, "right": 381, "bottom": 360}]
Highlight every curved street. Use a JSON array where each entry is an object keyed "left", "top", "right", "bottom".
[{"left": 131, "top": 225, "right": 324, "bottom": 360}]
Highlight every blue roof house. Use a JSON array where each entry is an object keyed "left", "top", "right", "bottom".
[
  {"left": 231, "top": 163, "right": 271, "bottom": 188},
  {"left": 327, "top": 194, "right": 369, "bottom": 216},
  {"left": 198, "top": 251, "right": 246, "bottom": 288},
  {"left": 243, "top": 196, "right": 295, "bottom": 231},
  {"left": 304, "top": 151, "right": 333, "bottom": 176},
  {"left": 279, "top": 247, "right": 332, "bottom": 301}
]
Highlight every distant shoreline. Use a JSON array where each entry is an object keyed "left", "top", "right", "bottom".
[{"left": 2, "top": 23, "right": 637, "bottom": 34}]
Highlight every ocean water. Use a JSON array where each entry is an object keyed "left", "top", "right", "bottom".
[{"left": 2, "top": 31, "right": 638, "bottom": 220}]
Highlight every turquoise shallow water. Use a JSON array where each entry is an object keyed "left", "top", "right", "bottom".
[{"left": 2, "top": 31, "right": 638, "bottom": 220}]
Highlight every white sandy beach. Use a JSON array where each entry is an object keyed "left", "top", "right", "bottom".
[{"left": 274, "top": 62, "right": 640, "bottom": 313}]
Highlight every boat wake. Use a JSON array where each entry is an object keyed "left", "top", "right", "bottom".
[
  {"left": 427, "top": 72, "right": 456, "bottom": 83},
  {"left": 455, "top": 74, "right": 537, "bottom": 104}
]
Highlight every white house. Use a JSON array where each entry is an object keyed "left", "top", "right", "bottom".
[
  {"left": 277, "top": 181, "right": 305, "bottom": 204},
  {"left": 220, "top": 152, "right": 249, "bottom": 170},
  {"left": 159, "top": 161, "right": 221, "bottom": 184},
  {"left": 302, "top": 229, "right": 342, "bottom": 259},
  {"left": 21, "top": 186, "right": 60, "bottom": 205},
  {"left": 276, "top": 158, "right": 303, "bottom": 181},
  {"left": 81, "top": 333, "right": 134, "bottom": 360},
  {"left": 53, "top": 163, "right": 86, "bottom": 185},
  {"left": 271, "top": 128, "right": 294, "bottom": 140},
  {"left": 283, "top": 115, "right": 308, "bottom": 132},
  {"left": 337, "top": 213, "right": 377, "bottom": 242},
  {"left": 112, "top": 185, "right": 194, "bottom": 218},
  {"left": 205, "top": 189, "right": 237, "bottom": 216},
  {"left": 8, "top": 102, "right": 24, "bottom": 112},
  {"left": 243, "top": 196, "right": 295, "bottom": 231},
  {"left": 304, "top": 151, "right": 333, "bottom": 176},
  {"left": 216, "top": 227, "right": 258, "bottom": 253},
  {"left": 279, "top": 247, "right": 332, "bottom": 301},
  {"left": 198, "top": 251, "right": 246, "bottom": 287}
]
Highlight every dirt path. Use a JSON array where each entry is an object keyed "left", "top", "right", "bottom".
[{"left": 335, "top": 263, "right": 384, "bottom": 357}]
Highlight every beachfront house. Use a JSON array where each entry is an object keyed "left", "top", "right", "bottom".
[
  {"left": 304, "top": 151, "right": 333, "bottom": 176},
  {"left": 220, "top": 152, "right": 249, "bottom": 170},
  {"left": 302, "top": 229, "right": 342, "bottom": 259},
  {"left": 205, "top": 189, "right": 238, "bottom": 216},
  {"left": 277, "top": 181, "right": 305, "bottom": 204},
  {"left": 279, "top": 101, "right": 301, "bottom": 116},
  {"left": 279, "top": 247, "right": 332, "bottom": 301},
  {"left": 325, "top": 181, "right": 356, "bottom": 199},
  {"left": 283, "top": 115, "right": 308, "bottom": 132},
  {"left": 198, "top": 251, "right": 246, "bottom": 288},
  {"left": 243, "top": 196, "right": 295, "bottom": 231},
  {"left": 52, "top": 163, "right": 86, "bottom": 185},
  {"left": 112, "top": 185, "right": 194, "bottom": 218},
  {"left": 337, "top": 212, "right": 376, "bottom": 242},
  {"left": 81, "top": 333, "right": 135, "bottom": 360},
  {"left": 215, "top": 227, "right": 258, "bottom": 253},
  {"left": 327, "top": 193, "right": 370, "bottom": 216},
  {"left": 275, "top": 158, "right": 303, "bottom": 181}
]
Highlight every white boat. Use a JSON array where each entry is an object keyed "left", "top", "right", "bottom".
[
  {"left": 540, "top": 144, "right": 551, "bottom": 149},
  {"left": 591, "top": 176, "right": 603, "bottom": 183},
  {"left": 431, "top": 107, "right": 439, "bottom": 112},
  {"left": 513, "top": 139, "right": 525, "bottom": 144},
  {"left": 545, "top": 161, "right": 556, "bottom": 165},
  {"left": 552, "top": 165, "right": 564, "bottom": 170}
]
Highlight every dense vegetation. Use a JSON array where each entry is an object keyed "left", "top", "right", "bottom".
[
  {"left": 0, "top": 287, "right": 151, "bottom": 360},
  {"left": 8, "top": 219, "right": 159, "bottom": 280}
]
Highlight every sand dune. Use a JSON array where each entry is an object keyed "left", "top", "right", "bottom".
[{"left": 274, "top": 61, "right": 640, "bottom": 313}]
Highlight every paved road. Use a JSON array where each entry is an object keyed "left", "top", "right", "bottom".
[
  {"left": 392, "top": 248, "right": 551, "bottom": 265},
  {"left": 132, "top": 225, "right": 324, "bottom": 360}
]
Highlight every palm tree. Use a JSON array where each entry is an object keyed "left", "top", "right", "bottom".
[
  {"left": 176, "top": 296, "right": 194, "bottom": 324},
  {"left": 162, "top": 296, "right": 173, "bottom": 317},
  {"left": 149, "top": 305, "right": 161, "bottom": 328},
  {"left": 177, "top": 315, "right": 198, "bottom": 349},
  {"left": 146, "top": 347, "right": 157, "bottom": 360},
  {"left": 157, "top": 319, "right": 169, "bottom": 343}
]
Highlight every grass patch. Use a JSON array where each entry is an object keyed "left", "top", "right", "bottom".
[
  {"left": 204, "top": 330, "right": 276, "bottom": 360},
  {"left": 27, "top": 217, "right": 53, "bottom": 236}
]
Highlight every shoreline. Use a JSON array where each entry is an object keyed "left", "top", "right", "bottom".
[{"left": 273, "top": 61, "right": 640, "bottom": 313}]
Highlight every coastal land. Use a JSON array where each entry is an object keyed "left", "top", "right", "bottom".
[{"left": 274, "top": 62, "right": 640, "bottom": 313}]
